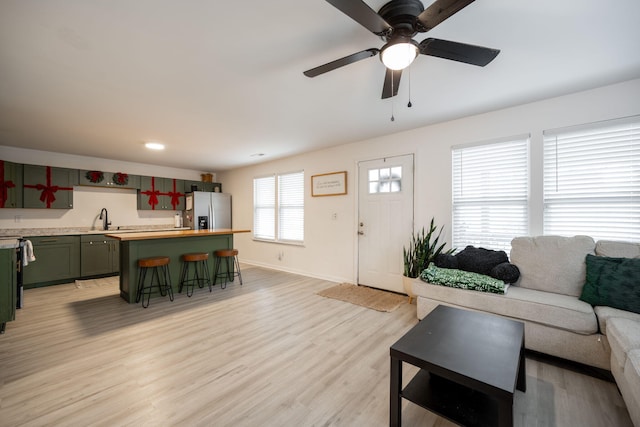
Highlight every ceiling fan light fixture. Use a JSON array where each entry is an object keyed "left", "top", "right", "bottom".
[{"left": 380, "top": 39, "right": 419, "bottom": 71}]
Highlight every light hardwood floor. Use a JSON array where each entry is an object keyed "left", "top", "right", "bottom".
[{"left": 0, "top": 266, "right": 632, "bottom": 426}]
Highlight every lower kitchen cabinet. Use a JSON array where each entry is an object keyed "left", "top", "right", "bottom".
[
  {"left": 0, "top": 247, "right": 16, "bottom": 333},
  {"left": 81, "top": 235, "right": 119, "bottom": 277},
  {"left": 23, "top": 236, "right": 80, "bottom": 288}
]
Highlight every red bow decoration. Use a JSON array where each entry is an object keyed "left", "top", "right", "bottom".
[
  {"left": 167, "top": 191, "right": 182, "bottom": 210},
  {"left": 166, "top": 179, "right": 184, "bottom": 210},
  {"left": 23, "top": 166, "right": 73, "bottom": 208},
  {"left": 0, "top": 161, "right": 16, "bottom": 208},
  {"left": 36, "top": 184, "right": 60, "bottom": 206},
  {"left": 141, "top": 176, "right": 160, "bottom": 209}
]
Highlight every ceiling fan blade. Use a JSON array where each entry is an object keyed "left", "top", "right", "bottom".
[
  {"left": 416, "top": 0, "right": 475, "bottom": 32},
  {"left": 382, "top": 68, "right": 402, "bottom": 99},
  {"left": 326, "top": 0, "right": 392, "bottom": 36},
  {"left": 304, "top": 48, "right": 379, "bottom": 78},
  {"left": 419, "top": 38, "right": 499, "bottom": 66}
]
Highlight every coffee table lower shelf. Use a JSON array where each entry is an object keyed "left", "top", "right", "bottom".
[{"left": 402, "top": 369, "right": 501, "bottom": 427}]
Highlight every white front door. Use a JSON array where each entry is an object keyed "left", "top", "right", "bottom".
[{"left": 357, "top": 154, "right": 414, "bottom": 293}]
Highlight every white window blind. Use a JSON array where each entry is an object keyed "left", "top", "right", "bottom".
[
  {"left": 253, "top": 175, "right": 275, "bottom": 240},
  {"left": 278, "top": 171, "right": 305, "bottom": 242},
  {"left": 543, "top": 116, "right": 640, "bottom": 242},
  {"left": 452, "top": 137, "right": 529, "bottom": 252},
  {"left": 253, "top": 171, "right": 304, "bottom": 243}
]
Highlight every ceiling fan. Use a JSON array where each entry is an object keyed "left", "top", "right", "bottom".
[{"left": 303, "top": 0, "right": 500, "bottom": 99}]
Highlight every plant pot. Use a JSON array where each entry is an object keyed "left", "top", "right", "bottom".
[{"left": 402, "top": 275, "right": 416, "bottom": 304}]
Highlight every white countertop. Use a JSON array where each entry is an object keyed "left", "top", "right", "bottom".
[
  {"left": 0, "top": 238, "right": 19, "bottom": 249},
  {"left": 0, "top": 226, "right": 190, "bottom": 238}
]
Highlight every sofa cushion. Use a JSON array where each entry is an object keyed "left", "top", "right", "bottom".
[
  {"left": 607, "top": 317, "right": 640, "bottom": 369},
  {"left": 594, "top": 306, "right": 640, "bottom": 335},
  {"left": 412, "top": 281, "right": 598, "bottom": 334},
  {"left": 580, "top": 254, "right": 640, "bottom": 315},
  {"left": 595, "top": 240, "right": 640, "bottom": 258},
  {"left": 510, "top": 235, "right": 595, "bottom": 297}
]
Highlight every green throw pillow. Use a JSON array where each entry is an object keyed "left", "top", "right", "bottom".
[{"left": 580, "top": 254, "right": 640, "bottom": 314}]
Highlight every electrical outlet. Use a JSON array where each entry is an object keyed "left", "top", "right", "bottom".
[
  {"left": 14, "top": 215, "right": 22, "bottom": 223},
  {"left": 332, "top": 213, "right": 337, "bottom": 220}
]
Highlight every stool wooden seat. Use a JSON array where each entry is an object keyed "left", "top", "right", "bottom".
[
  {"left": 213, "top": 249, "right": 242, "bottom": 289},
  {"left": 179, "top": 252, "right": 212, "bottom": 296},
  {"left": 135, "top": 256, "right": 173, "bottom": 308},
  {"left": 138, "top": 256, "right": 170, "bottom": 268}
]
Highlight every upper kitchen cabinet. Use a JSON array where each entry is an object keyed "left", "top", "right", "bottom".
[
  {"left": 183, "top": 180, "right": 222, "bottom": 193},
  {"left": 0, "top": 160, "right": 23, "bottom": 208},
  {"left": 79, "top": 170, "right": 140, "bottom": 189},
  {"left": 23, "top": 165, "right": 77, "bottom": 209},
  {"left": 138, "top": 176, "right": 185, "bottom": 210}
]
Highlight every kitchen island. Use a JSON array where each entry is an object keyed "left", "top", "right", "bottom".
[{"left": 106, "top": 229, "right": 250, "bottom": 303}]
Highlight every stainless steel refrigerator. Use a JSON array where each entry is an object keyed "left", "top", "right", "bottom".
[{"left": 184, "top": 191, "right": 232, "bottom": 230}]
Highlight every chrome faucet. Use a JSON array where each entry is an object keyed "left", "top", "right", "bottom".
[{"left": 99, "top": 208, "right": 111, "bottom": 231}]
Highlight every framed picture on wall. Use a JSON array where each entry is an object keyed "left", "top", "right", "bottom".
[{"left": 311, "top": 171, "right": 347, "bottom": 197}]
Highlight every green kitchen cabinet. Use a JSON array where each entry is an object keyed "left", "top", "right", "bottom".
[
  {"left": 138, "top": 176, "right": 185, "bottom": 210},
  {"left": 183, "top": 180, "right": 222, "bottom": 193},
  {"left": 78, "top": 170, "right": 140, "bottom": 189},
  {"left": 0, "top": 160, "right": 23, "bottom": 208},
  {"left": 23, "top": 165, "right": 77, "bottom": 209},
  {"left": 23, "top": 236, "right": 80, "bottom": 287},
  {"left": 0, "top": 247, "right": 16, "bottom": 333},
  {"left": 81, "top": 234, "right": 119, "bottom": 277}
]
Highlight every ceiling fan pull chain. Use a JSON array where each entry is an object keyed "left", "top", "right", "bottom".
[
  {"left": 390, "top": 69, "right": 395, "bottom": 122},
  {"left": 407, "top": 66, "right": 413, "bottom": 108}
]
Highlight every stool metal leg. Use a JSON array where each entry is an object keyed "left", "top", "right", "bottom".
[
  {"left": 162, "top": 265, "right": 174, "bottom": 301},
  {"left": 202, "top": 260, "right": 212, "bottom": 292},
  {"left": 180, "top": 261, "right": 195, "bottom": 297},
  {"left": 214, "top": 256, "right": 227, "bottom": 289},
  {"left": 233, "top": 255, "right": 243, "bottom": 285},
  {"left": 179, "top": 261, "right": 189, "bottom": 295},
  {"left": 136, "top": 267, "right": 148, "bottom": 306}
]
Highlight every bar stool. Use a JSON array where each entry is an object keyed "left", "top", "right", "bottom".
[
  {"left": 135, "top": 256, "right": 174, "bottom": 308},
  {"left": 213, "top": 249, "right": 243, "bottom": 289},
  {"left": 179, "top": 252, "right": 212, "bottom": 296}
]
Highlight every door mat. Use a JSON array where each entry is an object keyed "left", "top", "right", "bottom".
[
  {"left": 317, "top": 283, "right": 407, "bottom": 312},
  {"left": 75, "top": 276, "right": 119, "bottom": 289}
]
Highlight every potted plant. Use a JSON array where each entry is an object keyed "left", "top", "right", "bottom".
[{"left": 402, "top": 217, "right": 453, "bottom": 303}]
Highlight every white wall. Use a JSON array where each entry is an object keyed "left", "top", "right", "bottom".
[
  {"left": 219, "top": 78, "right": 640, "bottom": 284},
  {"left": 0, "top": 147, "right": 203, "bottom": 230}
]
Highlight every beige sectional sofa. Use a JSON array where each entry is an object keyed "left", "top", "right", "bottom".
[{"left": 412, "top": 235, "right": 640, "bottom": 426}]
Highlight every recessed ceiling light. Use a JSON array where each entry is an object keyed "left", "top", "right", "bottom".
[{"left": 145, "top": 142, "right": 165, "bottom": 150}]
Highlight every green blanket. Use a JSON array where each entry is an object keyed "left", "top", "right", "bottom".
[{"left": 419, "top": 263, "right": 506, "bottom": 294}]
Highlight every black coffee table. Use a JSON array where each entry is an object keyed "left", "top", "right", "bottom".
[{"left": 390, "top": 305, "right": 526, "bottom": 427}]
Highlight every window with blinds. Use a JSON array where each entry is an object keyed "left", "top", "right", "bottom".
[
  {"left": 543, "top": 116, "right": 640, "bottom": 242},
  {"left": 452, "top": 136, "right": 529, "bottom": 252},
  {"left": 278, "top": 171, "right": 304, "bottom": 243},
  {"left": 253, "top": 171, "right": 304, "bottom": 243}
]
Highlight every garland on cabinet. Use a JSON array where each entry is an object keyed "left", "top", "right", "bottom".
[{"left": 86, "top": 170, "right": 104, "bottom": 183}]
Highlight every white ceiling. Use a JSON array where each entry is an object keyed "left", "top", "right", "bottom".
[{"left": 1, "top": 0, "right": 639, "bottom": 172}]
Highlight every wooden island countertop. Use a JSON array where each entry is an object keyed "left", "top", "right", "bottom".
[{"left": 105, "top": 228, "right": 251, "bottom": 241}]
